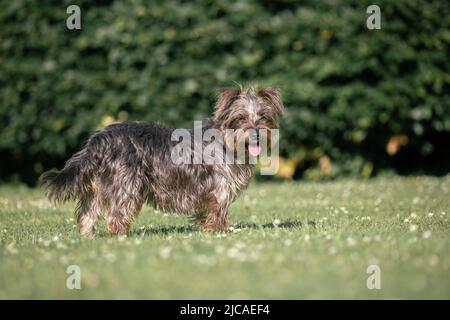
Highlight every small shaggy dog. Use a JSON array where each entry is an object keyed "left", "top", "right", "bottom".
[{"left": 40, "top": 86, "right": 284, "bottom": 236}]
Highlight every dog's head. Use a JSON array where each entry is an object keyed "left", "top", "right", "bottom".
[{"left": 213, "top": 86, "right": 284, "bottom": 157}]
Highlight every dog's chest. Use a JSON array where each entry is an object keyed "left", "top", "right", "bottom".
[{"left": 214, "top": 164, "right": 252, "bottom": 203}]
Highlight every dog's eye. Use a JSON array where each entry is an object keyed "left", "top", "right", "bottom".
[{"left": 230, "top": 116, "right": 246, "bottom": 128}]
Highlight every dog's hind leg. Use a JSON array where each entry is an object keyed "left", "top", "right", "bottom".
[
  {"left": 106, "top": 197, "right": 144, "bottom": 236},
  {"left": 105, "top": 178, "right": 146, "bottom": 235},
  {"left": 76, "top": 193, "right": 102, "bottom": 237},
  {"left": 102, "top": 152, "right": 149, "bottom": 236}
]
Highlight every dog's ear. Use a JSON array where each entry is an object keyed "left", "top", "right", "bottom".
[
  {"left": 213, "top": 88, "right": 240, "bottom": 121},
  {"left": 258, "top": 87, "right": 284, "bottom": 118}
]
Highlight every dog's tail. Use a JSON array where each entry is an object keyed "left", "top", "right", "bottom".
[{"left": 39, "top": 148, "right": 96, "bottom": 203}]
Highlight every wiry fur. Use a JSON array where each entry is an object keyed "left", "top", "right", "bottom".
[{"left": 40, "top": 86, "right": 284, "bottom": 236}]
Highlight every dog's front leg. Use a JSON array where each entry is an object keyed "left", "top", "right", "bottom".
[{"left": 196, "top": 194, "right": 230, "bottom": 232}]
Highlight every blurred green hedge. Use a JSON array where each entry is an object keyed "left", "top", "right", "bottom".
[{"left": 0, "top": 0, "right": 449, "bottom": 183}]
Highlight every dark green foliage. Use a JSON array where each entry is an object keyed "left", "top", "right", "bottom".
[{"left": 0, "top": 0, "right": 449, "bottom": 183}]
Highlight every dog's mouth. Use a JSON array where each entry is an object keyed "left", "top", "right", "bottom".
[
  {"left": 248, "top": 132, "right": 261, "bottom": 157},
  {"left": 248, "top": 143, "right": 261, "bottom": 157}
]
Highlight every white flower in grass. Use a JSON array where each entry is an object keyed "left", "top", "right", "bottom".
[
  {"left": 304, "top": 234, "right": 310, "bottom": 242},
  {"left": 159, "top": 247, "right": 171, "bottom": 259},
  {"left": 422, "top": 230, "right": 432, "bottom": 239},
  {"left": 273, "top": 219, "right": 281, "bottom": 226},
  {"left": 427, "top": 212, "right": 434, "bottom": 217},
  {"left": 346, "top": 237, "right": 356, "bottom": 246},
  {"left": 409, "top": 224, "right": 418, "bottom": 233},
  {"left": 410, "top": 212, "right": 417, "bottom": 219},
  {"left": 5, "top": 243, "right": 18, "bottom": 254},
  {"left": 56, "top": 242, "right": 67, "bottom": 250}
]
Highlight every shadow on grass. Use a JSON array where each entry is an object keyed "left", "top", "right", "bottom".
[
  {"left": 235, "top": 219, "right": 314, "bottom": 230},
  {"left": 129, "top": 225, "right": 197, "bottom": 236},
  {"left": 129, "top": 218, "right": 312, "bottom": 236}
]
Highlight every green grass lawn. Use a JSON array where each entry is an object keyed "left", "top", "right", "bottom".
[{"left": 0, "top": 176, "right": 449, "bottom": 299}]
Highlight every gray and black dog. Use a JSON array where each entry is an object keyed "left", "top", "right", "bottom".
[{"left": 40, "top": 86, "right": 284, "bottom": 236}]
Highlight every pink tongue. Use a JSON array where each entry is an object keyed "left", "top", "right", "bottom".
[{"left": 248, "top": 144, "right": 261, "bottom": 157}]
